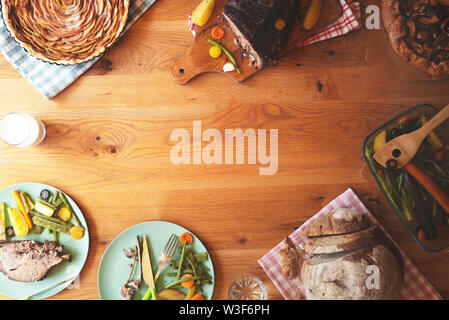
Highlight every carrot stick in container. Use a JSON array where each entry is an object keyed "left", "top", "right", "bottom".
[{"left": 405, "top": 162, "right": 449, "bottom": 214}]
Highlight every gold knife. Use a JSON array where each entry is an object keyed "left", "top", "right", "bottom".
[{"left": 141, "top": 235, "right": 157, "bottom": 300}]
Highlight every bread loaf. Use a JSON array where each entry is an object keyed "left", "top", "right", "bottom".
[{"left": 279, "top": 208, "right": 404, "bottom": 300}]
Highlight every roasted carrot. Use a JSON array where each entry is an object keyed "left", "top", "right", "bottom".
[
  {"left": 211, "top": 26, "right": 224, "bottom": 39},
  {"left": 70, "top": 226, "right": 85, "bottom": 239},
  {"left": 398, "top": 115, "right": 411, "bottom": 126},
  {"left": 405, "top": 162, "right": 449, "bottom": 214},
  {"left": 180, "top": 232, "right": 193, "bottom": 245},
  {"left": 12, "top": 190, "right": 33, "bottom": 229},
  {"left": 191, "top": 293, "right": 204, "bottom": 300},
  {"left": 417, "top": 229, "right": 426, "bottom": 242},
  {"left": 181, "top": 274, "right": 195, "bottom": 288}
]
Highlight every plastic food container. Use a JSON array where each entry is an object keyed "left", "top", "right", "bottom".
[{"left": 363, "top": 104, "right": 449, "bottom": 253}]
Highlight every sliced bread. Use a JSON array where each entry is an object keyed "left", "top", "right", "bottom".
[
  {"left": 300, "top": 225, "right": 380, "bottom": 255},
  {"left": 300, "top": 208, "right": 372, "bottom": 238}
]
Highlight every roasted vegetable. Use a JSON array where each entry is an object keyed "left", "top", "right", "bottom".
[
  {"left": 373, "top": 130, "right": 387, "bottom": 153},
  {"left": 211, "top": 26, "right": 224, "bottom": 40},
  {"left": 191, "top": 293, "right": 204, "bottom": 300},
  {"left": 69, "top": 226, "right": 85, "bottom": 239},
  {"left": 181, "top": 274, "right": 195, "bottom": 288},
  {"left": 0, "top": 203, "right": 6, "bottom": 240},
  {"left": 180, "top": 232, "right": 194, "bottom": 245},
  {"left": 58, "top": 192, "right": 82, "bottom": 226},
  {"left": 12, "top": 190, "right": 33, "bottom": 230},
  {"left": 158, "top": 289, "right": 186, "bottom": 300},
  {"left": 404, "top": 170, "right": 437, "bottom": 240},
  {"left": 57, "top": 207, "right": 72, "bottom": 222},
  {"left": 5, "top": 226, "right": 15, "bottom": 238},
  {"left": 32, "top": 214, "right": 73, "bottom": 234},
  {"left": 191, "top": 0, "right": 215, "bottom": 27},
  {"left": 34, "top": 200, "right": 56, "bottom": 217},
  {"left": 209, "top": 46, "right": 222, "bottom": 58},
  {"left": 405, "top": 162, "right": 449, "bottom": 215},
  {"left": 164, "top": 276, "right": 203, "bottom": 290},
  {"left": 7, "top": 207, "right": 29, "bottom": 237},
  {"left": 185, "top": 286, "right": 196, "bottom": 300},
  {"left": 177, "top": 243, "right": 187, "bottom": 280},
  {"left": 302, "top": 0, "right": 322, "bottom": 30},
  {"left": 40, "top": 189, "right": 51, "bottom": 201},
  {"left": 21, "top": 192, "right": 35, "bottom": 213}
]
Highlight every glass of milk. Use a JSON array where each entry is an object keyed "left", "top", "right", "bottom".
[{"left": 0, "top": 112, "right": 46, "bottom": 147}]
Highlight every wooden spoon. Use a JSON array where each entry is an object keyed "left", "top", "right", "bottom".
[{"left": 374, "top": 104, "right": 449, "bottom": 169}]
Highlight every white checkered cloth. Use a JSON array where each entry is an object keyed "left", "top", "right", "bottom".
[
  {"left": 0, "top": 0, "right": 157, "bottom": 99},
  {"left": 258, "top": 188, "right": 443, "bottom": 300}
]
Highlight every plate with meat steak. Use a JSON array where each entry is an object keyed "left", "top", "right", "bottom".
[
  {"left": 171, "top": 0, "right": 342, "bottom": 84},
  {"left": 0, "top": 183, "right": 89, "bottom": 300}
]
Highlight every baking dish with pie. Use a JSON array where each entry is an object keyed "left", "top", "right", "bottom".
[{"left": 1, "top": 0, "right": 130, "bottom": 65}]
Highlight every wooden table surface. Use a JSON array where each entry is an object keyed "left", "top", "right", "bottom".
[{"left": 0, "top": 0, "right": 448, "bottom": 300}]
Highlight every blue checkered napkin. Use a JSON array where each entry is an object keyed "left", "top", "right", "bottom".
[{"left": 0, "top": 0, "right": 156, "bottom": 99}]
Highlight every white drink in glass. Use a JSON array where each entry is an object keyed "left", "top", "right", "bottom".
[{"left": 0, "top": 112, "right": 46, "bottom": 147}]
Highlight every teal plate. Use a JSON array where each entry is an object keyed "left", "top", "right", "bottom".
[
  {"left": 98, "top": 221, "right": 215, "bottom": 300},
  {"left": 0, "top": 182, "right": 89, "bottom": 300}
]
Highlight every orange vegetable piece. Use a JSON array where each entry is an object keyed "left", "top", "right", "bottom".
[
  {"left": 181, "top": 274, "right": 195, "bottom": 288},
  {"left": 275, "top": 19, "right": 286, "bottom": 30},
  {"left": 70, "top": 226, "right": 85, "bottom": 239},
  {"left": 398, "top": 115, "right": 411, "bottom": 126},
  {"left": 191, "top": 293, "right": 204, "bottom": 300},
  {"left": 417, "top": 229, "right": 426, "bottom": 242},
  {"left": 12, "top": 190, "right": 33, "bottom": 229},
  {"left": 405, "top": 162, "right": 449, "bottom": 214},
  {"left": 211, "top": 26, "right": 224, "bottom": 39},
  {"left": 180, "top": 232, "right": 193, "bottom": 245}
]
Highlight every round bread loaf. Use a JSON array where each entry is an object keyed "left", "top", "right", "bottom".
[{"left": 301, "top": 243, "right": 403, "bottom": 300}]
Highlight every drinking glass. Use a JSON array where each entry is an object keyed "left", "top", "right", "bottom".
[
  {"left": 228, "top": 274, "right": 267, "bottom": 300},
  {"left": 0, "top": 112, "right": 46, "bottom": 148}
]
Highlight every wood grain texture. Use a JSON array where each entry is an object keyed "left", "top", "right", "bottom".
[
  {"left": 0, "top": 0, "right": 448, "bottom": 300},
  {"left": 170, "top": 0, "right": 341, "bottom": 84}
]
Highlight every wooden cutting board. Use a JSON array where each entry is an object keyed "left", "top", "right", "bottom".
[{"left": 170, "top": 0, "right": 342, "bottom": 84}]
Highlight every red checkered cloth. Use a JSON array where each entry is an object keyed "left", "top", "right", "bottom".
[
  {"left": 258, "top": 188, "right": 443, "bottom": 300},
  {"left": 298, "top": 0, "right": 361, "bottom": 47},
  {"left": 188, "top": 0, "right": 361, "bottom": 45}
]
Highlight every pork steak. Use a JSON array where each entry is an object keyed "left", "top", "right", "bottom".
[
  {"left": 0, "top": 240, "right": 71, "bottom": 282},
  {"left": 223, "top": 0, "right": 299, "bottom": 69}
]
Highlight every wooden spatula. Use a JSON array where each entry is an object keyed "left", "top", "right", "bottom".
[{"left": 374, "top": 104, "right": 449, "bottom": 169}]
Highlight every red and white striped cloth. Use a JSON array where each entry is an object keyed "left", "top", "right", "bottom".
[
  {"left": 258, "top": 188, "right": 443, "bottom": 300},
  {"left": 189, "top": 0, "right": 361, "bottom": 46}
]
